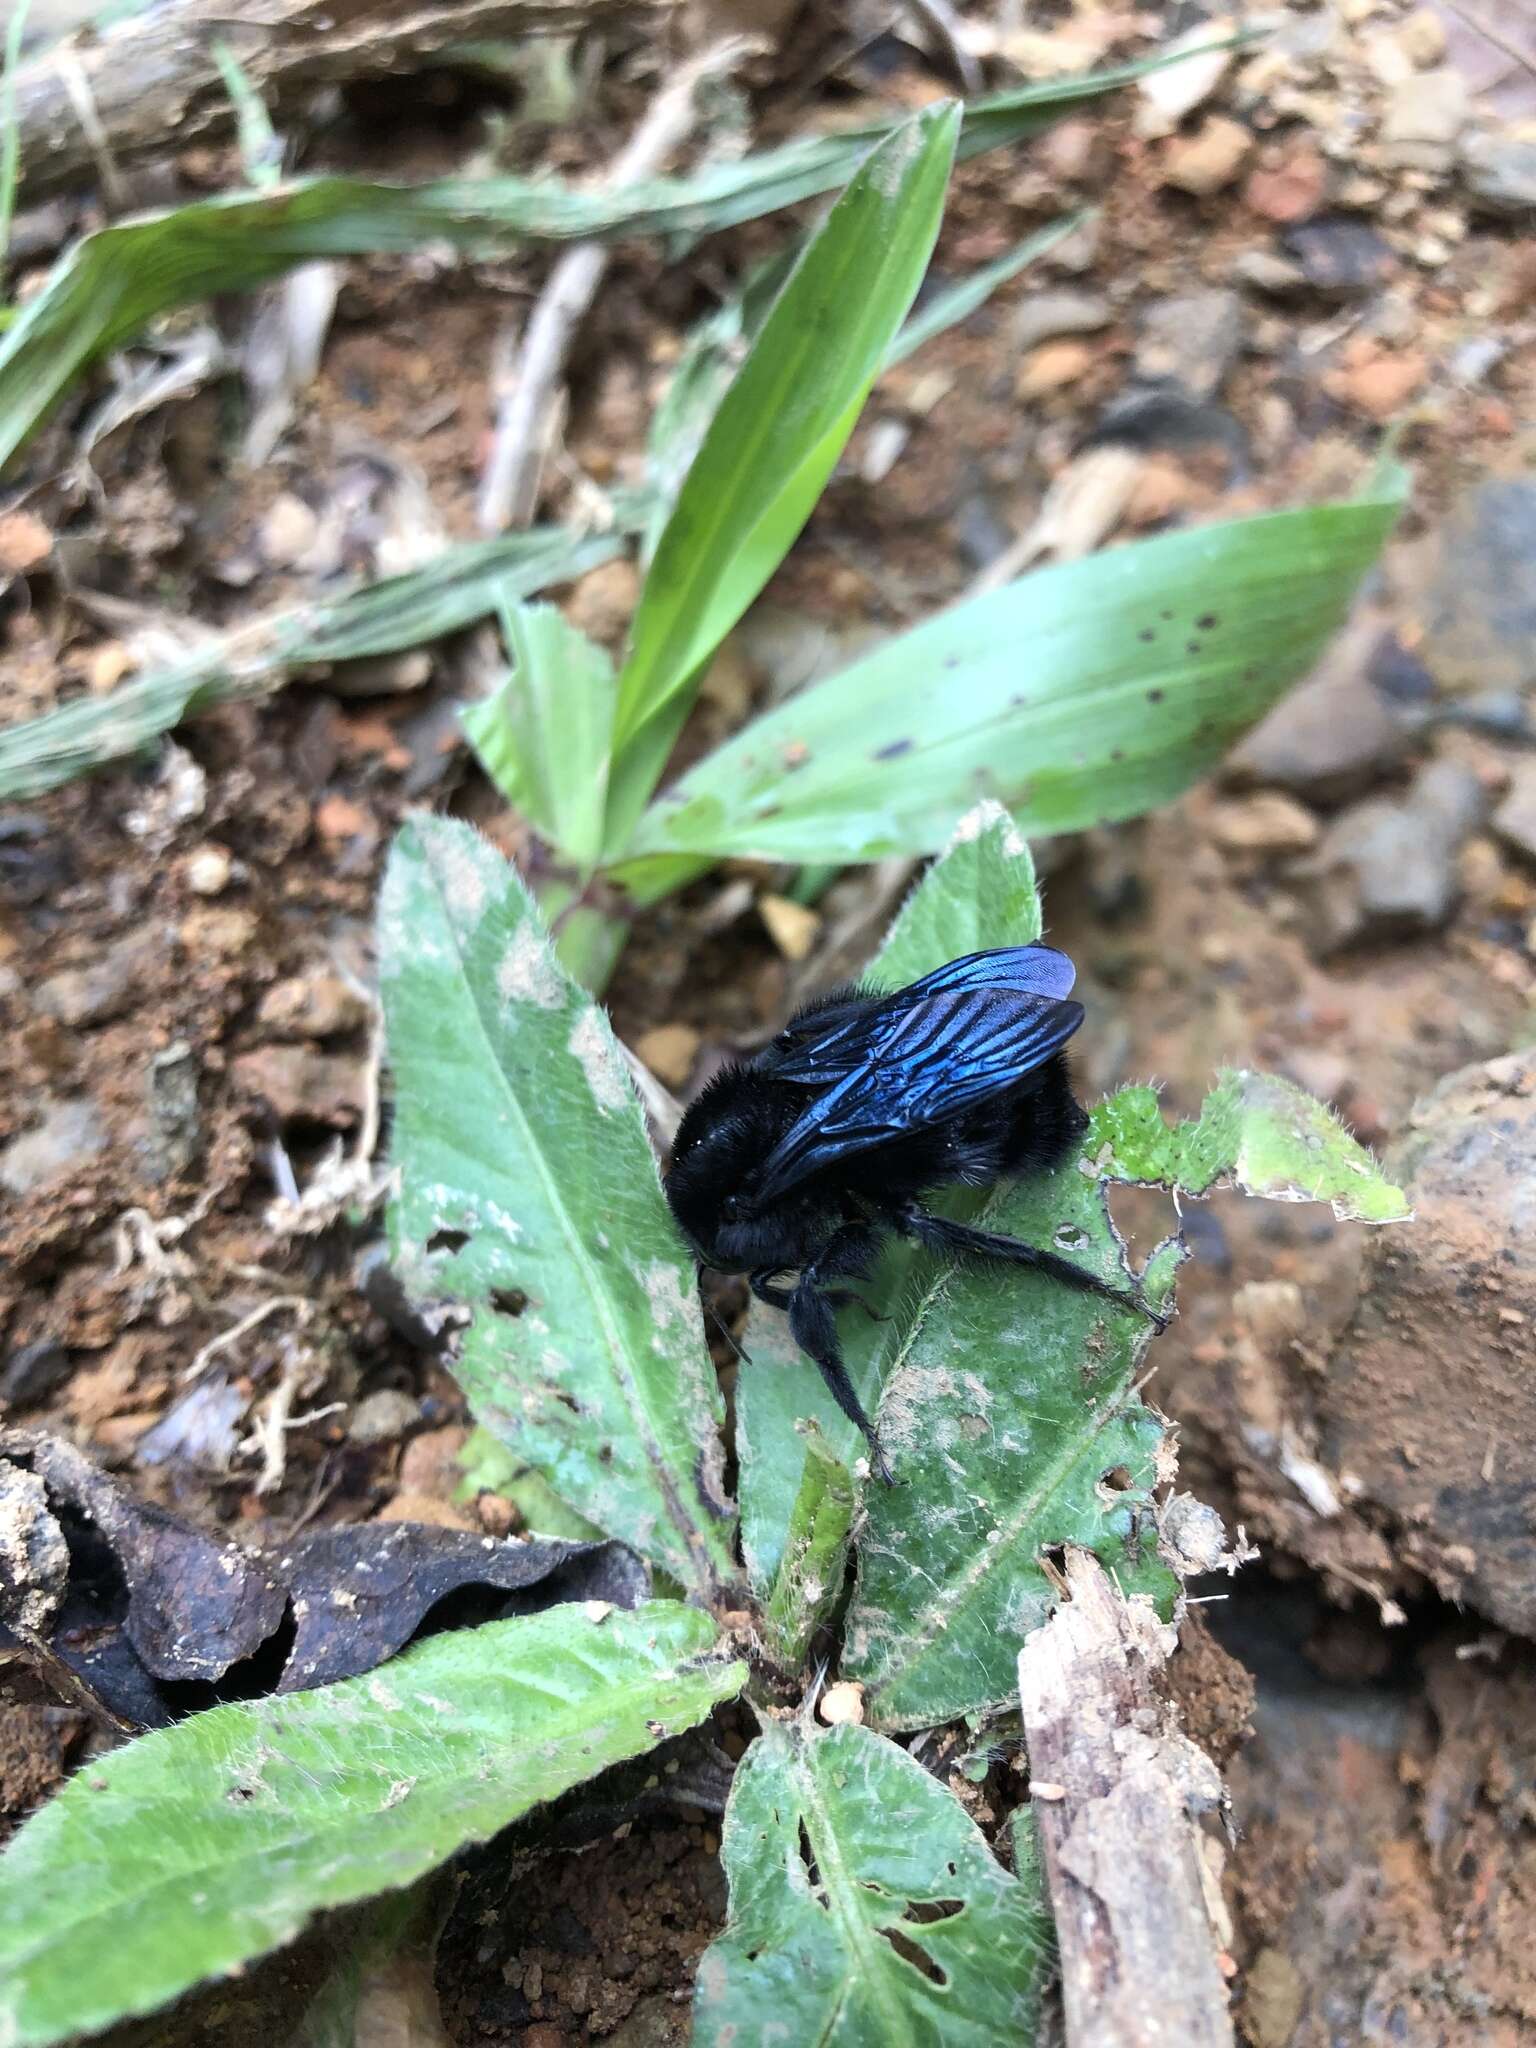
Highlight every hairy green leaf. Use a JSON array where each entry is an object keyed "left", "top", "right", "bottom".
[
  {"left": 1, "top": 54, "right": 1190, "bottom": 468},
  {"left": 694, "top": 1719, "right": 1050, "bottom": 2047},
  {"left": 736, "top": 803, "right": 1046, "bottom": 1589},
  {"left": 619, "top": 477, "right": 1406, "bottom": 869},
  {"left": 462, "top": 600, "right": 616, "bottom": 873},
  {"left": 0, "top": 1601, "right": 743, "bottom": 2048},
  {"left": 604, "top": 104, "right": 960, "bottom": 848},
  {"left": 0, "top": 512, "right": 645, "bottom": 801},
  {"left": 379, "top": 818, "right": 736, "bottom": 1594}
]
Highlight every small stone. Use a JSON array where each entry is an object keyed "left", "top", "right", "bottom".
[
  {"left": 348, "top": 1389, "right": 421, "bottom": 1445},
  {"left": 1209, "top": 793, "right": 1320, "bottom": 856},
  {"left": 1325, "top": 340, "right": 1426, "bottom": 420},
  {"left": 0, "top": 1097, "right": 107, "bottom": 1195},
  {"left": 258, "top": 492, "right": 319, "bottom": 569},
  {"left": 476, "top": 1492, "right": 518, "bottom": 1537},
  {"left": 1226, "top": 624, "right": 1408, "bottom": 804},
  {"left": 1493, "top": 765, "right": 1536, "bottom": 866},
  {"left": 398, "top": 1424, "right": 469, "bottom": 1498},
  {"left": 758, "top": 895, "right": 821, "bottom": 962},
  {"left": 1419, "top": 480, "right": 1536, "bottom": 695},
  {"left": 1461, "top": 129, "right": 1536, "bottom": 216},
  {"left": 1015, "top": 338, "right": 1096, "bottom": 397},
  {"left": 324, "top": 650, "right": 432, "bottom": 698},
  {"left": 374, "top": 1490, "right": 479, "bottom": 1532},
  {"left": 564, "top": 556, "right": 640, "bottom": 646},
  {"left": 1283, "top": 217, "right": 1394, "bottom": 296},
  {"left": 1246, "top": 1949, "right": 1306, "bottom": 2048},
  {"left": 1378, "top": 68, "right": 1469, "bottom": 172},
  {"left": 232, "top": 1045, "right": 364, "bottom": 1124},
  {"left": 1134, "top": 22, "right": 1235, "bottom": 137},
  {"left": 1244, "top": 144, "right": 1328, "bottom": 223},
  {"left": 1300, "top": 759, "right": 1488, "bottom": 951},
  {"left": 1396, "top": 7, "right": 1446, "bottom": 68},
  {"left": 1231, "top": 248, "right": 1309, "bottom": 295},
  {"left": 818, "top": 1681, "right": 866, "bottom": 1727},
  {"left": 633, "top": 1023, "right": 700, "bottom": 1089},
  {"left": 1160, "top": 115, "right": 1254, "bottom": 196},
  {"left": 33, "top": 927, "right": 156, "bottom": 1028},
  {"left": 183, "top": 843, "right": 233, "bottom": 896},
  {"left": 0, "top": 510, "right": 53, "bottom": 576},
  {"left": 1136, "top": 290, "right": 1243, "bottom": 400},
  {"left": 0, "top": 1338, "right": 71, "bottom": 1408},
  {"left": 180, "top": 905, "right": 259, "bottom": 957},
  {"left": 1012, "top": 290, "right": 1112, "bottom": 354},
  {"left": 258, "top": 970, "right": 370, "bottom": 1041},
  {"left": 1036, "top": 118, "right": 1109, "bottom": 186}
]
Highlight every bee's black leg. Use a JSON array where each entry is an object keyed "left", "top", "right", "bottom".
[
  {"left": 896, "top": 1205, "right": 1169, "bottom": 1331},
  {"left": 749, "top": 1269, "right": 795, "bottom": 1312},
  {"left": 787, "top": 1226, "right": 893, "bottom": 1482}
]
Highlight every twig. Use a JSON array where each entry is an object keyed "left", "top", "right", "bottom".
[
  {"left": 1017, "top": 1548, "right": 1235, "bottom": 2048},
  {"left": 477, "top": 36, "right": 753, "bottom": 532},
  {"left": 181, "top": 1295, "right": 312, "bottom": 1383}
]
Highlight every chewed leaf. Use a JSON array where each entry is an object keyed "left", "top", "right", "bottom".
[
  {"left": 379, "top": 818, "right": 736, "bottom": 1595},
  {"left": 693, "top": 1720, "right": 1050, "bottom": 2047},
  {"left": 1096, "top": 1068, "right": 1411, "bottom": 1222},
  {"left": 0, "top": 1601, "right": 743, "bottom": 2048}
]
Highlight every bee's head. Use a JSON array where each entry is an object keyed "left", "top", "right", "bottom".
[{"left": 664, "top": 1062, "right": 805, "bottom": 1273}]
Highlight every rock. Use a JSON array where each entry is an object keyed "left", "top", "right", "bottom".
[
  {"left": 1160, "top": 115, "right": 1254, "bottom": 196},
  {"left": 257, "top": 969, "right": 370, "bottom": 1041},
  {"left": 1226, "top": 623, "right": 1408, "bottom": 804},
  {"left": 1015, "top": 338, "right": 1096, "bottom": 397},
  {"left": 1366, "top": 633, "right": 1436, "bottom": 706},
  {"left": 1209, "top": 793, "right": 1320, "bottom": 857},
  {"left": 1395, "top": 6, "right": 1446, "bottom": 66},
  {"left": 1011, "top": 290, "right": 1112, "bottom": 354},
  {"left": 1461, "top": 129, "right": 1536, "bottom": 215},
  {"left": 33, "top": 927, "right": 157, "bottom": 1028},
  {"left": 1136, "top": 290, "right": 1243, "bottom": 400},
  {"left": 1244, "top": 144, "right": 1328, "bottom": 223},
  {"left": 1419, "top": 479, "right": 1536, "bottom": 695},
  {"left": 183, "top": 844, "right": 233, "bottom": 896},
  {"left": 1134, "top": 22, "right": 1235, "bottom": 137},
  {"left": 633, "top": 1023, "right": 700, "bottom": 1089},
  {"left": 179, "top": 904, "right": 259, "bottom": 958},
  {"left": 0, "top": 511, "right": 53, "bottom": 577},
  {"left": 1492, "top": 763, "right": 1536, "bottom": 865},
  {"left": 348, "top": 1388, "right": 421, "bottom": 1446},
  {"left": 232, "top": 1046, "right": 364, "bottom": 1124},
  {"left": 1283, "top": 217, "right": 1395, "bottom": 296},
  {"left": 817, "top": 1681, "right": 866, "bottom": 1727},
  {"left": 758, "top": 894, "right": 821, "bottom": 962},
  {"left": 258, "top": 492, "right": 320, "bottom": 570},
  {"left": 374, "top": 1490, "right": 479, "bottom": 1532},
  {"left": 397, "top": 1424, "right": 469, "bottom": 1499},
  {"left": 0, "top": 1097, "right": 107, "bottom": 1194},
  {"left": 1378, "top": 67, "right": 1469, "bottom": 173},
  {"left": 1298, "top": 758, "right": 1488, "bottom": 951},
  {"left": 1324, "top": 340, "right": 1426, "bottom": 420},
  {"left": 1319, "top": 1048, "right": 1536, "bottom": 1634},
  {"left": 0, "top": 1338, "right": 71, "bottom": 1408},
  {"left": 1231, "top": 248, "right": 1309, "bottom": 296},
  {"left": 564, "top": 556, "right": 640, "bottom": 646}
]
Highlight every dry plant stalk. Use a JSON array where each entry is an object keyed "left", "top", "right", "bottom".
[
  {"left": 13, "top": 0, "right": 670, "bottom": 202},
  {"left": 1016, "top": 1548, "right": 1235, "bottom": 2048}
]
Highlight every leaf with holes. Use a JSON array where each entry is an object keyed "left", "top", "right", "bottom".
[
  {"left": 0, "top": 1601, "right": 744, "bottom": 2048},
  {"left": 736, "top": 801, "right": 1045, "bottom": 1591},
  {"left": 379, "top": 817, "right": 735, "bottom": 1595},
  {"left": 693, "top": 1718, "right": 1050, "bottom": 2047}
]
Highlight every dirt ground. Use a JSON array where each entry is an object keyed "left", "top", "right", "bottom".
[{"left": 4, "top": 0, "right": 1536, "bottom": 2040}]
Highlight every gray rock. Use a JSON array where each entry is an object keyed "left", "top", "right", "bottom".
[
  {"left": 1299, "top": 757, "right": 1488, "bottom": 951},
  {"left": 1493, "top": 762, "right": 1536, "bottom": 865},
  {"left": 1283, "top": 217, "right": 1394, "bottom": 297},
  {"left": 1320, "top": 1048, "right": 1536, "bottom": 1634},
  {"left": 349, "top": 1388, "right": 423, "bottom": 1446},
  {"left": 1378, "top": 67, "right": 1469, "bottom": 173},
  {"left": 0, "top": 1096, "right": 107, "bottom": 1194},
  {"left": 33, "top": 927, "right": 157, "bottom": 1029},
  {"left": 1420, "top": 480, "right": 1536, "bottom": 695},
  {"left": 1135, "top": 290, "right": 1243, "bottom": 400},
  {"left": 1012, "top": 290, "right": 1112, "bottom": 354},
  {"left": 1460, "top": 128, "right": 1536, "bottom": 215},
  {"left": 0, "top": 1338, "right": 71, "bottom": 1408},
  {"left": 1226, "top": 621, "right": 1409, "bottom": 804},
  {"left": 1231, "top": 248, "right": 1309, "bottom": 296}
]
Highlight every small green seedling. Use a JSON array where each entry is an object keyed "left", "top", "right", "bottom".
[{"left": 0, "top": 804, "right": 1408, "bottom": 2047}]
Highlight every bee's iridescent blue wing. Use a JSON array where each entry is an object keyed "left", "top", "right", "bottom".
[
  {"left": 903, "top": 945, "right": 1077, "bottom": 1002},
  {"left": 752, "top": 980, "right": 1084, "bottom": 1203}
]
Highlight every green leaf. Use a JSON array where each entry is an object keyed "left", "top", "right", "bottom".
[
  {"left": 841, "top": 1115, "right": 1179, "bottom": 1731},
  {"left": 762, "top": 1425, "right": 856, "bottom": 1670},
  {"left": 379, "top": 818, "right": 736, "bottom": 1595},
  {"left": 618, "top": 476, "right": 1407, "bottom": 869},
  {"left": 1095, "top": 1068, "right": 1412, "bottom": 1222},
  {"left": 0, "top": 1601, "right": 743, "bottom": 2048},
  {"left": 693, "top": 1719, "right": 1050, "bottom": 2047},
  {"left": 0, "top": 510, "right": 646, "bottom": 801},
  {"left": 1, "top": 54, "right": 1185, "bottom": 468},
  {"left": 462, "top": 599, "right": 616, "bottom": 872},
  {"left": 604, "top": 104, "right": 961, "bottom": 850},
  {"left": 736, "top": 804, "right": 1044, "bottom": 1590},
  {"left": 454, "top": 1424, "right": 607, "bottom": 1545}
]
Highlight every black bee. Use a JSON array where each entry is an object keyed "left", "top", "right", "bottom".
[{"left": 665, "top": 946, "right": 1160, "bottom": 1475}]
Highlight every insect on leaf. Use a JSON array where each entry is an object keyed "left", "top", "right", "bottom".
[
  {"left": 693, "top": 1718, "right": 1051, "bottom": 2048},
  {"left": 379, "top": 818, "right": 736, "bottom": 1595},
  {"left": 0, "top": 1601, "right": 743, "bottom": 2048}
]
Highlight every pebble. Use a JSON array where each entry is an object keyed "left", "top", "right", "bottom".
[
  {"left": 1325, "top": 340, "right": 1426, "bottom": 420},
  {"left": 1419, "top": 480, "right": 1536, "bottom": 695},
  {"left": 1283, "top": 217, "right": 1394, "bottom": 296},
  {"left": 564, "top": 556, "right": 640, "bottom": 646},
  {"left": 1231, "top": 248, "right": 1308, "bottom": 296},
  {"left": 1300, "top": 759, "right": 1488, "bottom": 951},
  {"left": 1012, "top": 290, "right": 1112, "bottom": 354},
  {"left": 1493, "top": 765, "right": 1536, "bottom": 867},
  {"left": 634, "top": 1023, "right": 701, "bottom": 1089},
  {"left": 1134, "top": 22, "right": 1235, "bottom": 137},
  {"left": 348, "top": 1388, "right": 422, "bottom": 1446},
  {"left": 1226, "top": 625, "right": 1408, "bottom": 804},
  {"left": 758, "top": 894, "right": 821, "bottom": 963},
  {"left": 180, "top": 904, "right": 259, "bottom": 958},
  {"left": 0, "top": 1097, "right": 107, "bottom": 1194},
  {"left": 33, "top": 927, "right": 156, "bottom": 1028},
  {"left": 232, "top": 1045, "right": 365, "bottom": 1124},
  {"left": 258, "top": 969, "right": 370, "bottom": 1041},
  {"left": 1136, "top": 290, "right": 1243, "bottom": 399},
  {"left": 258, "top": 492, "right": 320, "bottom": 570},
  {"left": 1016, "top": 338, "right": 1096, "bottom": 397},
  {"left": 183, "top": 843, "right": 233, "bottom": 896},
  {"left": 1244, "top": 144, "right": 1328, "bottom": 223},
  {"left": 1378, "top": 68, "right": 1468, "bottom": 173},
  {"left": 0, "top": 1337, "right": 71, "bottom": 1408},
  {"left": 0, "top": 510, "right": 53, "bottom": 577},
  {"left": 1161, "top": 115, "right": 1255, "bottom": 196},
  {"left": 1209, "top": 793, "right": 1321, "bottom": 857},
  {"left": 1460, "top": 129, "right": 1536, "bottom": 216},
  {"left": 818, "top": 1681, "right": 866, "bottom": 1727}
]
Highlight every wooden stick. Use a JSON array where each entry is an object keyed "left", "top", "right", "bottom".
[
  {"left": 13, "top": 0, "right": 670, "bottom": 203},
  {"left": 1017, "top": 1549, "right": 1235, "bottom": 2048}
]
